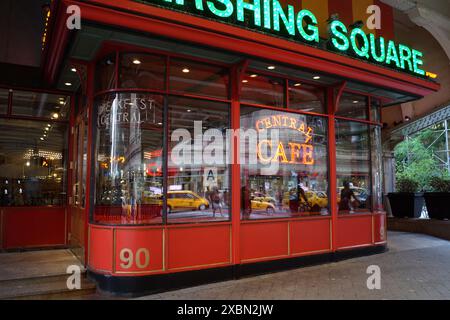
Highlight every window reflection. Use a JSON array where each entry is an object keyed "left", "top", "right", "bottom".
[
  {"left": 371, "top": 99, "right": 381, "bottom": 123},
  {"left": 120, "top": 53, "right": 166, "bottom": 90},
  {"left": 336, "top": 92, "right": 368, "bottom": 120},
  {"left": 0, "top": 88, "right": 8, "bottom": 114},
  {"left": 94, "top": 93, "right": 164, "bottom": 224},
  {"left": 168, "top": 97, "right": 231, "bottom": 223},
  {"left": 335, "top": 120, "right": 371, "bottom": 214},
  {"left": 12, "top": 91, "right": 70, "bottom": 120},
  {"left": 288, "top": 81, "right": 325, "bottom": 113},
  {"left": 96, "top": 54, "right": 116, "bottom": 92},
  {"left": 0, "top": 119, "right": 67, "bottom": 206},
  {"left": 241, "top": 73, "right": 285, "bottom": 108},
  {"left": 170, "top": 58, "right": 229, "bottom": 99},
  {"left": 240, "top": 107, "right": 329, "bottom": 220}
]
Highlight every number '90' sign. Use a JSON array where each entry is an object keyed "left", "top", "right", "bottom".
[{"left": 119, "top": 248, "right": 150, "bottom": 269}]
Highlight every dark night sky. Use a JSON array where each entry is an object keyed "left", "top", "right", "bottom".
[{"left": 0, "top": 0, "right": 49, "bottom": 67}]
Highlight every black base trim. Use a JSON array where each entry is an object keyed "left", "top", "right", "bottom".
[{"left": 88, "top": 244, "right": 387, "bottom": 297}]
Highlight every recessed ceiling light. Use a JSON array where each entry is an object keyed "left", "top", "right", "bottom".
[
  {"left": 242, "top": 80, "right": 248, "bottom": 83},
  {"left": 250, "top": 74, "right": 258, "bottom": 78},
  {"left": 59, "top": 101, "right": 65, "bottom": 105},
  {"left": 187, "top": 109, "right": 191, "bottom": 113},
  {"left": 313, "top": 76, "right": 321, "bottom": 80},
  {"left": 52, "top": 113, "right": 59, "bottom": 119},
  {"left": 47, "top": 124, "right": 51, "bottom": 127},
  {"left": 294, "top": 83, "right": 301, "bottom": 87},
  {"left": 157, "top": 122, "right": 163, "bottom": 125},
  {"left": 45, "top": 127, "right": 50, "bottom": 131},
  {"left": 353, "top": 100, "right": 359, "bottom": 104},
  {"left": 70, "top": 68, "right": 77, "bottom": 72},
  {"left": 40, "top": 137, "right": 44, "bottom": 141},
  {"left": 64, "top": 82, "right": 72, "bottom": 86},
  {"left": 26, "top": 162, "right": 30, "bottom": 167},
  {"left": 182, "top": 68, "right": 190, "bottom": 73},
  {"left": 132, "top": 59, "right": 141, "bottom": 65},
  {"left": 267, "top": 66, "right": 276, "bottom": 70}
]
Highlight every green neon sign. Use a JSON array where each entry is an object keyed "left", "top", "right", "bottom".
[{"left": 135, "top": 0, "right": 426, "bottom": 77}]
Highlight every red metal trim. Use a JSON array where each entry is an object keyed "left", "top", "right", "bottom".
[
  {"left": 43, "top": 2, "right": 72, "bottom": 84},
  {"left": 327, "top": 88, "right": 338, "bottom": 253},
  {"left": 84, "top": 62, "right": 95, "bottom": 265},
  {"left": 59, "top": 0, "right": 439, "bottom": 96},
  {"left": 231, "top": 64, "right": 242, "bottom": 265}
]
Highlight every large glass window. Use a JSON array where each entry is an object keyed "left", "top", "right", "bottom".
[
  {"left": 240, "top": 107, "right": 329, "bottom": 220},
  {"left": 96, "top": 54, "right": 117, "bottom": 92},
  {"left": 241, "top": 73, "right": 285, "bottom": 108},
  {"left": 12, "top": 91, "right": 70, "bottom": 120},
  {"left": 170, "top": 58, "right": 229, "bottom": 100},
  {"left": 94, "top": 93, "right": 164, "bottom": 224},
  {"left": 168, "top": 97, "right": 231, "bottom": 223},
  {"left": 0, "top": 88, "right": 8, "bottom": 114},
  {"left": 336, "top": 92, "right": 368, "bottom": 120},
  {"left": 120, "top": 53, "right": 166, "bottom": 90},
  {"left": 0, "top": 119, "right": 68, "bottom": 206},
  {"left": 288, "top": 81, "right": 325, "bottom": 114},
  {"left": 335, "top": 120, "right": 371, "bottom": 214}
]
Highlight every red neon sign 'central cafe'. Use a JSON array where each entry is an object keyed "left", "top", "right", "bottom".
[{"left": 0, "top": 0, "right": 439, "bottom": 294}]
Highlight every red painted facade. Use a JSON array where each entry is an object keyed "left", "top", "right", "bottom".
[{"left": 0, "top": 0, "right": 439, "bottom": 293}]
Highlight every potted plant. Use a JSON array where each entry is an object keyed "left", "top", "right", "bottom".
[
  {"left": 388, "top": 176, "right": 424, "bottom": 218},
  {"left": 424, "top": 176, "right": 450, "bottom": 220}
]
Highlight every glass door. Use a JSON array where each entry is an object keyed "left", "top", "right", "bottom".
[{"left": 69, "top": 111, "right": 88, "bottom": 264}]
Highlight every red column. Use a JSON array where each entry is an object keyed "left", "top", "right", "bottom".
[{"left": 327, "top": 87, "right": 338, "bottom": 252}]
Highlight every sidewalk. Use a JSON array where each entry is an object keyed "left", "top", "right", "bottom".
[{"left": 138, "top": 232, "right": 450, "bottom": 300}]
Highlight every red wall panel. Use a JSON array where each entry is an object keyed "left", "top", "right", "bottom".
[
  {"left": 167, "top": 224, "right": 231, "bottom": 270},
  {"left": 240, "top": 221, "right": 289, "bottom": 262},
  {"left": 2, "top": 207, "right": 66, "bottom": 249},
  {"left": 336, "top": 215, "right": 373, "bottom": 249},
  {"left": 290, "top": 218, "right": 331, "bottom": 255},
  {"left": 114, "top": 228, "right": 164, "bottom": 274},
  {"left": 88, "top": 226, "right": 113, "bottom": 273}
]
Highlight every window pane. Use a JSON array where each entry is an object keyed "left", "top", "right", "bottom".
[
  {"left": 371, "top": 98, "right": 381, "bottom": 123},
  {"left": 168, "top": 97, "right": 230, "bottom": 223},
  {"left": 96, "top": 54, "right": 117, "bottom": 92},
  {"left": 120, "top": 53, "right": 166, "bottom": 90},
  {"left": 240, "top": 107, "right": 329, "bottom": 220},
  {"left": 0, "top": 119, "right": 67, "bottom": 206},
  {"left": 241, "top": 73, "right": 284, "bottom": 108},
  {"left": 12, "top": 91, "right": 70, "bottom": 120},
  {"left": 336, "top": 120, "right": 371, "bottom": 214},
  {"left": 170, "top": 58, "right": 229, "bottom": 99},
  {"left": 94, "top": 93, "right": 164, "bottom": 225},
  {"left": 288, "top": 81, "right": 325, "bottom": 113},
  {"left": 336, "top": 93, "right": 368, "bottom": 120},
  {"left": 371, "top": 126, "right": 383, "bottom": 212},
  {"left": 0, "top": 88, "right": 8, "bottom": 114}
]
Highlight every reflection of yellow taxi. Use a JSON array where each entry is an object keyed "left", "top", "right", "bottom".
[
  {"left": 305, "top": 191, "right": 328, "bottom": 208},
  {"left": 282, "top": 190, "right": 328, "bottom": 208},
  {"left": 167, "top": 191, "right": 209, "bottom": 212},
  {"left": 252, "top": 192, "right": 277, "bottom": 205},
  {"left": 251, "top": 198, "right": 276, "bottom": 214},
  {"left": 143, "top": 191, "right": 210, "bottom": 212}
]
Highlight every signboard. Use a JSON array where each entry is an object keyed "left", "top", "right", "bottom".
[
  {"left": 255, "top": 114, "right": 315, "bottom": 165},
  {"left": 135, "top": 0, "right": 426, "bottom": 77}
]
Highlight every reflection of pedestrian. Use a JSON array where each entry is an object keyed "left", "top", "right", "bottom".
[
  {"left": 241, "top": 186, "right": 252, "bottom": 220},
  {"left": 210, "top": 187, "right": 222, "bottom": 217},
  {"left": 339, "top": 181, "right": 360, "bottom": 213}
]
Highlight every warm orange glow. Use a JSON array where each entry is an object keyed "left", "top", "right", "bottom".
[
  {"left": 255, "top": 115, "right": 313, "bottom": 143},
  {"left": 257, "top": 140, "right": 315, "bottom": 165}
]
